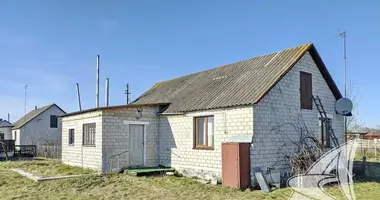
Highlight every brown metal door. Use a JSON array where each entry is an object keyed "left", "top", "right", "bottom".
[
  {"left": 222, "top": 142, "right": 251, "bottom": 189},
  {"left": 222, "top": 143, "right": 239, "bottom": 188}
]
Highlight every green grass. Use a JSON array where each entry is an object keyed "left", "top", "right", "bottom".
[
  {"left": 0, "top": 159, "right": 379, "bottom": 199},
  {"left": 0, "top": 158, "right": 95, "bottom": 177},
  {"left": 355, "top": 152, "right": 380, "bottom": 162}
]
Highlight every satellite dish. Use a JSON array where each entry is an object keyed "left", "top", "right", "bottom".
[{"left": 335, "top": 98, "right": 353, "bottom": 116}]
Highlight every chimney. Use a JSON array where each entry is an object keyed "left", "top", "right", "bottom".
[
  {"left": 105, "top": 78, "right": 109, "bottom": 107},
  {"left": 35, "top": 106, "right": 37, "bottom": 110},
  {"left": 96, "top": 55, "right": 100, "bottom": 108},
  {"left": 7, "top": 113, "right": 10, "bottom": 122}
]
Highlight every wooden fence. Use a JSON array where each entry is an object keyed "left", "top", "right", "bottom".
[
  {"left": 354, "top": 139, "right": 380, "bottom": 161},
  {"left": 36, "top": 145, "right": 61, "bottom": 159}
]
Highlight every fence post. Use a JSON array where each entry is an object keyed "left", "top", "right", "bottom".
[{"left": 375, "top": 139, "right": 377, "bottom": 160}]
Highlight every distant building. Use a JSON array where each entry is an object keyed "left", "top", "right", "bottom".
[
  {"left": 12, "top": 104, "right": 66, "bottom": 146},
  {"left": 0, "top": 119, "right": 13, "bottom": 140},
  {"left": 364, "top": 131, "right": 380, "bottom": 140}
]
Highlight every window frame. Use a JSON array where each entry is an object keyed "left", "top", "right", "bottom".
[
  {"left": 82, "top": 123, "right": 96, "bottom": 146},
  {"left": 193, "top": 116, "right": 214, "bottom": 150},
  {"left": 68, "top": 129, "right": 75, "bottom": 146},
  {"left": 50, "top": 115, "right": 58, "bottom": 128},
  {"left": 300, "top": 71, "right": 313, "bottom": 110}
]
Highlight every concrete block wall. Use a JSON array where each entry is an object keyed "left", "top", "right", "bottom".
[
  {"left": 251, "top": 52, "right": 344, "bottom": 181},
  {"left": 159, "top": 106, "right": 254, "bottom": 179},
  {"left": 102, "top": 106, "right": 159, "bottom": 172},
  {"left": 61, "top": 111, "right": 103, "bottom": 171}
]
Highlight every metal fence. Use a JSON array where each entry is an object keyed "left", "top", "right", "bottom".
[
  {"left": 15, "top": 145, "right": 37, "bottom": 157},
  {"left": 0, "top": 140, "right": 15, "bottom": 153},
  {"left": 36, "top": 145, "right": 61, "bottom": 159}
]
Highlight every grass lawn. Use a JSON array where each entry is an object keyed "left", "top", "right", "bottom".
[
  {"left": 0, "top": 158, "right": 94, "bottom": 177},
  {"left": 0, "top": 159, "right": 379, "bottom": 200}
]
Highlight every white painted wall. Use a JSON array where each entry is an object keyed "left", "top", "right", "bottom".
[
  {"left": 15, "top": 105, "right": 65, "bottom": 146},
  {"left": 251, "top": 52, "right": 344, "bottom": 182},
  {"left": 0, "top": 127, "right": 12, "bottom": 140}
]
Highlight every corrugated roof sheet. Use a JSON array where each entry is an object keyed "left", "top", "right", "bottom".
[
  {"left": 12, "top": 104, "right": 65, "bottom": 129},
  {"left": 132, "top": 43, "right": 341, "bottom": 113},
  {"left": 0, "top": 120, "right": 12, "bottom": 128}
]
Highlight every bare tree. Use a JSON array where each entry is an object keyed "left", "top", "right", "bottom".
[
  {"left": 270, "top": 115, "right": 325, "bottom": 175},
  {"left": 346, "top": 81, "right": 362, "bottom": 132}
]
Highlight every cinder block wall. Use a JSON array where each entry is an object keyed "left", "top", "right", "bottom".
[
  {"left": 61, "top": 111, "right": 103, "bottom": 171},
  {"left": 159, "top": 106, "right": 254, "bottom": 179},
  {"left": 102, "top": 106, "right": 159, "bottom": 172},
  {"left": 251, "top": 52, "right": 344, "bottom": 182}
]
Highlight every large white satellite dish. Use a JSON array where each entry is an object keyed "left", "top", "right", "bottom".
[{"left": 335, "top": 98, "right": 353, "bottom": 116}]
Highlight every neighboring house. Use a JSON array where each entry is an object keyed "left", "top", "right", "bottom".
[
  {"left": 0, "top": 119, "right": 13, "bottom": 140},
  {"left": 61, "top": 43, "right": 344, "bottom": 183},
  {"left": 364, "top": 131, "right": 380, "bottom": 140},
  {"left": 346, "top": 131, "right": 367, "bottom": 140},
  {"left": 12, "top": 104, "right": 66, "bottom": 146},
  {"left": 0, "top": 119, "right": 14, "bottom": 158}
]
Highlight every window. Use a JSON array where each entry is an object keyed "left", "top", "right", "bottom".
[
  {"left": 14, "top": 131, "right": 17, "bottom": 141},
  {"left": 83, "top": 123, "right": 96, "bottom": 146},
  {"left": 69, "top": 129, "right": 75, "bottom": 145},
  {"left": 50, "top": 115, "right": 58, "bottom": 128},
  {"left": 0, "top": 132, "right": 4, "bottom": 141},
  {"left": 300, "top": 71, "right": 312, "bottom": 109},
  {"left": 193, "top": 116, "right": 214, "bottom": 150},
  {"left": 320, "top": 118, "right": 332, "bottom": 147}
]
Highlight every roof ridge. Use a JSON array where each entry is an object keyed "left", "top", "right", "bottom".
[
  {"left": 12, "top": 103, "right": 57, "bottom": 129},
  {"left": 156, "top": 43, "right": 312, "bottom": 84}
]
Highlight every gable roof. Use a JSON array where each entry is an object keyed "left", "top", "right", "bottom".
[
  {"left": 0, "top": 120, "right": 13, "bottom": 128},
  {"left": 12, "top": 104, "right": 66, "bottom": 129},
  {"left": 132, "top": 43, "right": 342, "bottom": 114}
]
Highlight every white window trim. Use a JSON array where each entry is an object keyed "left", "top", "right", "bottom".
[{"left": 124, "top": 120, "right": 149, "bottom": 166}]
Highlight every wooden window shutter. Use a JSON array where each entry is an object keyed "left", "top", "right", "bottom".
[{"left": 300, "top": 71, "right": 312, "bottom": 109}]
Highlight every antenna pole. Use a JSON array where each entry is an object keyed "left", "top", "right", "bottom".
[
  {"left": 24, "top": 85, "right": 28, "bottom": 123},
  {"left": 125, "top": 83, "right": 131, "bottom": 104},
  {"left": 339, "top": 30, "right": 347, "bottom": 135}
]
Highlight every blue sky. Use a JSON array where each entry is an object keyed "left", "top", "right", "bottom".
[{"left": 0, "top": 0, "right": 378, "bottom": 127}]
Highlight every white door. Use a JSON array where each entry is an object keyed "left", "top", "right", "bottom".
[{"left": 129, "top": 124, "right": 144, "bottom": 167}]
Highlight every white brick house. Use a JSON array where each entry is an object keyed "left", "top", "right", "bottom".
[
  {"left": 12, "top": 104, "right": 66, "bottom": 146},
  {"left": 61, "top": 43, "right": 345, "bottom": 183}
]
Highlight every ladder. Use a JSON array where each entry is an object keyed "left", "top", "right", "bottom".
[{"left": 312, "top": 95, "right": 339, "bottom": 147}]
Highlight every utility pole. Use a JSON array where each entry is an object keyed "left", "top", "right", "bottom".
[
  {"left": 339, "top": 30, "right": 347, "bottom": 135},
  {"left": 125, "top": 83, "right": 131, "bottom": 104},
  {"left": 24, "top": 85, "right": 28, "bottom": 123}
]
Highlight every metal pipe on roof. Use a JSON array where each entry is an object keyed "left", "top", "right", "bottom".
[
  {"left": 7, "top": 113, "right": 10, "bottom": 122},
  {"left": 105, "top": 78, "right": 109, "bottom": 107},
  {"left": 96, "top": 55, "right": 100, "bottom": 108},
  {"left": 76, "top": 83, "right": 82, "bottom": 111}
]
